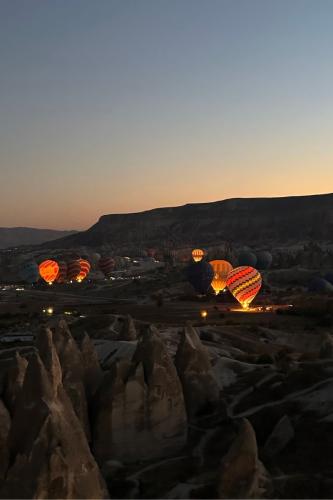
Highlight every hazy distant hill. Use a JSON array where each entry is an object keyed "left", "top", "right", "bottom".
[
  {"left": 0, "top": 227, "right": 77, "bottom": 249},
  {"left": 45, "top": 193, "right": 333, "bottom": 249}
]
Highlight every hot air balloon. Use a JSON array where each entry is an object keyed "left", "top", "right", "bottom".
[
  {"left": 209, "top": 260, "right": 233, "bottom": 295},
  {"left": 20, "top": 261, "right": 39, "bottom": 284},
  {"left": 308, "top": 277, "right": 333, "bottom": 293},
  {"left": 238, "top": 251, "right": 257, "bottom": 268},
  {"left": 324, "top": 272, "right": 333, "bottom": 286},
  {"left": 76, "top": 259, "right": 91, "bottom": 282},
  {"left": 39, "top": 260, "right": 59, "bottom": 284},
  {"left": 226, "top": 266, "right": 262, "bottom": 309},
  {"left": 99, "top": 256, "right": 115, "bottom": 278},
  {"left": 146, "top": 248, "right": 157, "bottom": 258},
  {"left": 56, "top": 261, "right": 68, "bottom": 283},
  {"left": 256, "top": 251, "right": 273, "bottom": 270},
  {"left": 186, "top": 261, "right": 214, "bottom": 294},
  {"left": 67, "top": 259, "right": 81, "bottom": 282},
  {"left": 192, "top": 248, "right": 205, "bottom": 263}
]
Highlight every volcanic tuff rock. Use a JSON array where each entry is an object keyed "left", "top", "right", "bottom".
[
  {"left": 118, "top": 314, "right": 137, "bottom": 341},
  {"left": 1, "top": 352, "right": 108, "bottom": 499},
  {"left": 0, "top": 400, "right": 10, "bottom": 480},
  {"left": 3, "top": 352, "right": 28, "bottom": 415},
  {"left": 93, "top": 325, "right": 187, "bottom": 464},
  {"left": 52, "top": 320, "right": 90, "bottom": 440},
  {"left": 218, "top": 419, "right": 271, "bottom": 499},
  {"left": 263, "top": 414, "right": 295, "bottom": 458},
  {"left": 319, "top": 332, "right": 333, "bottom": 359},
  {"left": 175, "top": 323, "right": 220, "bottom": 419},
  {"left": 44, "top": 193, "right": 333, "bottom": 249},
  {"left": 80, "top": 332, "right": 103, "bottom": 399}
]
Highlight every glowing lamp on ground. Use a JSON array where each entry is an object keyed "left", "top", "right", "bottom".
[
  {"left": 226, "top": 266, "right": 262, "bottom": 309},
  {"left": 39, "top": 260, "right": 59, "bottom": 284},
  {"left": 192, "top": 248, "right": 204, "bottom": 262},
  {"left": 200, "top": 310, "right": 208, "bottom": 319},
  {"left": 209, "top": 260, "right": 233, "bottom": 295}
]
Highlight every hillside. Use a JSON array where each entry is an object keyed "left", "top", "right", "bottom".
[
  {"left": 0, "top": 227, "right": 77, "bottom": 249},
  {"left": 45, "top": 193, "right": 333, "bottom": 250}
]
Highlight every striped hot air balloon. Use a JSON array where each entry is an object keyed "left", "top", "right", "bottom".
[
  {"left": 39, "top": 260, "right": 59, "bottom": 284},
  {"left": 56, "top": 261, "right": 68, "bottom": 283},
  {"left": 76, "top": 259, "right": 91, "bottom": 282},
  {"left": 226, "top": 266, "right": 262, "bottom": 309},
  {"left": 192, "top": 248, "right": 204, "bottom": 263},
  {"left": 98, "top": 256, "right": 115, "bottom": 278},
  {"left": 209, "top": 260, "right": 233, "bottom": 295},
  {"left": 67, "top": 259, "right": 81, "bottom": 282}
]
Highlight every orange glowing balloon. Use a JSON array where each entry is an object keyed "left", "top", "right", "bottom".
[
  {"left": 226, "top": 266, "right": 262, "bottom": 309},
  {"left": 76, "top": 259, "right": 91, "bottom": 282},
  {"left": 209, "top": 260, "right": 233, "bottom": 295},
  {"left": 192, "top": 248, "right": 204, "bottom": 262},
  {"left": 39, "top": 260, "right": 59, "bottom": 284}
]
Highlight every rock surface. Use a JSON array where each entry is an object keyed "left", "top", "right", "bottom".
[
  {"left": 3, "top": 352, "right": 28, "bottom": 414},
  {"left": 1, "top": 349, "right": 108, "bottom": 499},
  {"left": 218, "top": 419, "right": 271, "bottom": 499},
  {"left": 52, "top": 320, "right": 90, "bottom": 440},
  {"left": 175, "top": 323, "right": 220, "bottom": 419},
  {"left": 0, "top": 399, "right": 10, "bottom": 480},
  {"left": 118, "top": 315, "right": 137, "bottom": 341},
  {"left": 263, "top": 414, "right": 295, "bottom": 458},
  {"left": 93, "top": 325, "right": 187, "bottom": 464},
  {"left": 319, "top": 332, "right": 333, "bottom": 359},
  {"left": 80, "top": 332, "right": 103, "bottom": 399}
]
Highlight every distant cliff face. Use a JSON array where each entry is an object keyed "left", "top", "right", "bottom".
[
  {"left": 0, "top": 227, "right": 77, "bottom": 249},
  {"left": 46, "top": 194, "right": 333, "bottom": 249}
]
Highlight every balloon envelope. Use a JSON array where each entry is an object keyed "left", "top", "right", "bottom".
[
  {"left": 209, "top": 260, "right": 233, "bottom": 295},
  {"left": 227, "top": 266, "right": 262, "bottom": 308},
  {"left": 186, "top": 261, "right": 214, "bottom": 294},
  {"left": 20, "top": 261, "right": 39, "bottom": 284},
  {"left": 77, "top": 259, "right": 91, "bottom": 282},
  {"left": 256, "top": 251, "right": 273, "bottom": 270},
  {"left": 39, "top": 260, "right": 59, "bottom": 284},
  {"left": 308, "top": 277, "right": 333, "bottom": 293},
  {"left": 238, "top": 251, "right": 257, "bottom": 268},
  {"left": 98, "top": 256, "right": 115, "bottom": 277},
  {"left": 324, "top": 272, "right": 333, "bottom": 286},
  {"left": 67, "top": 259, "right": 82, "bottom": 282},
  {"left": 192, "top": 248, "right": 204, "bottom": 263},
  {"left": 56, "top": 261, "right": 68, "bottom": 283}
]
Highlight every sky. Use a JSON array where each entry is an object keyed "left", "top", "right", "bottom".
[{"left": 0, "top": 0, "right": 332, "bottom": 230}]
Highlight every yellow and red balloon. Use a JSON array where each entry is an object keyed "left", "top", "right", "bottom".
[
  {"left": 209, "top": 260, "right": 233, "bottom": 295},
  {"left": 226, "top": 266, "right": 262, "bottom": 309},
  {"left": 192, "top": 248, "right": 204, "bottom": 262}
]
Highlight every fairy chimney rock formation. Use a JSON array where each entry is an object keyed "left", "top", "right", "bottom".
[
  {"left": 0, "top": 399, "right": 10, "bottom": 479},
  {"left": 218, "top": 419, "right": 271, "bottom": 499},
  {"left": 119, "top": 314, "right": 137, "bottom": 341},
  {"left": 175, "top": 322, "right": 220, "bottom": 419},
  {"left": 319, "top": 332, "right": 333, "bottom": 359},
  {"left": 1, "top": 351, "right": 108, "bottom": 499},
  {"left": 4, "top": 352, "right": 28, "bottom": 414},
  {"left": 80, "top": 332, "right": 103, "bottom": 399},
  {"left": 52, "top": 320, "right": 90, "bottom": 440},
  {"left": 93, "top": 325, "right": 187, "bottom": 464}
]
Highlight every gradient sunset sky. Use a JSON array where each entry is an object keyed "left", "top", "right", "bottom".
[{"left": 1, "top": 0, "right": 332, "bottom": 230}]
